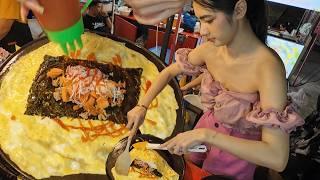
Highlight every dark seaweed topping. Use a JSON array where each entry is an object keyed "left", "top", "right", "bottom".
[{"left": 25, "top": 55, "right": 142, "bottom": 124}]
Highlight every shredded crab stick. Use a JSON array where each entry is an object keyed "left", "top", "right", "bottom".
[{"left": 47, "top": 65, "right": 126, "bottom": 120}]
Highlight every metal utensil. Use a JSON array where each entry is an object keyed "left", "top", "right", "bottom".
[
  {"left": 133, "top": 142, "right": 207, "bottom": 153},
  {"left": 114, "top": 133, "right": 134, "bottom": 175}
]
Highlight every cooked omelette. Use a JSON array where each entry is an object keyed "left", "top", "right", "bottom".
[
  {"left": 0, "top": 33, "right": 178, "bottom": 178},
  {"left": 111, "top": 148, "right": 179, "bottom": 180}
]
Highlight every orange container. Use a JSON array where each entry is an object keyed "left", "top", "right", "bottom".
[{"left": 34, "top": 0, "right": 81, "bottom": 31}]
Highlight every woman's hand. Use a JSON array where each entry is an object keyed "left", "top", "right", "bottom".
[
  {"left": 18, "top": 0, "right": 44, "bottom": 22},
  {"left": 180, "top": 83, "right": 200, "bottom": 92},
  {"left": 180, "top": 84, "right": 191, "bottom": 91},
  {"left": 160, "top": 128, "right": 211, "bottom": 156},
  {"left": 124, "top": 0, "right": 187, "bottom": 25},
  {"left": 180, "top": 74, "right": 203, "bottom": 92},
  {"left": 126, "top": 105, "right": 147, "bottom": 134}
]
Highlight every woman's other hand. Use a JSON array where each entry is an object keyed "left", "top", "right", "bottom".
[
  {"left": 124, "top": 0, "right": 187, "bottom": 25},
  {"left": 181, "top": 73, "right": 203, "bottom": 92},
  {"left": 180, "top": 83, "right": 200, "bottom": 92},
  {"left": 161, "top": 128, "right": 211, "bottom": 156}
]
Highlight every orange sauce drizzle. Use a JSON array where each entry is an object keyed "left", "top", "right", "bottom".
[
  {"left": 145, "top": 80, "right": 152, "bottom": 92},
  {"left": 53, "top": 118, "right": 128, "bottom": 142},
  {"left": 149, "top": 99, "right": 158, "bottom": 109},
  {"left": 145, "top": 118, "right": 157, "bottom": 126},
  {"left": 141, "top": 76, "right": 158, "bottom": 110},
  {"left": 10, "top": 115, "right": 16, "bottom": 121},
  {"left": 69, "top": 52, "right": 76, "bottom": 59},
  {"left": 87, "top": 52, "right": 96, "bottom": 61},
  {"left": 70, "top": 50, "right": 81, "bottom": 59},
  {"left": 112, "top": 54, "right": 122, "bottom": 66}
]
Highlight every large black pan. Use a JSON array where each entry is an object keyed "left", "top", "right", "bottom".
[
  {"left": 0, "top": 32, "right": 184, "bottom": 179},
  {"left": 106, "top": 134, "right": 185, "bottom": 180}
]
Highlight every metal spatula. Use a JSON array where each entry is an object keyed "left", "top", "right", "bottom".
[{"left": 133, "top": 141, "right": 207, "bottom": 153}]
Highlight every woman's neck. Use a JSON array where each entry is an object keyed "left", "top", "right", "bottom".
[{"left": 224, "top": 19, "right": 262, "bottom": 60}]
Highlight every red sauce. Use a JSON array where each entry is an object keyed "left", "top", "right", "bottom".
[
  {"left": 70, "top": 50, "right": 81, "bottom": 59},
  {"left": 145, "top": 80, "right": 152, "bottom": 92},
  {"left": 54, "top": 118, "right": 70, "bottom": 131},
  {"left": 87, "top": 53, "right": 96, "bottom": 61},
  {"left": 141, "top": 76, "right": 158, "bottom": 109},
  {"left": 10, "top": 115, "right": 16, "bottom": 121},
  {"left": 53, "top": 118, "right": 128, "bottom": 142},
  {"left": 112, "top": 54, "right": 122, "bottom": 66}
]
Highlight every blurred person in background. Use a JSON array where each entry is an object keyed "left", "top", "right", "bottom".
[
  {"left": 0, "top": 0, "right": 33, "bottom": 53},
  {"left": 83, "top": 0, "right": 112, "bottom": 34}
]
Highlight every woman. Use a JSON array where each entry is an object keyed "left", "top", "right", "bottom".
[{"left": 126, "top": 0, "right": 304, "bottom": 180}]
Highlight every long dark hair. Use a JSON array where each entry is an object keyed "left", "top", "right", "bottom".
[{"left": 194, "top": 0, "right": 267, "bottom": 44}]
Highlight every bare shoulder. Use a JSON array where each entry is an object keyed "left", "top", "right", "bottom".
[
  {"left": 256, "top": 45, "right": 287, "bottom": 110},
  {"left": 188, "top": 42, "right": 217, "bottom": 66},
  {"left": 256, "top": 46, "right": 286, "bottom": 78}
]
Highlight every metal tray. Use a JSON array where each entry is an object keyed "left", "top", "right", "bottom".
[{"left": 0, "top": 32, "right": 184, "bottom": 179}]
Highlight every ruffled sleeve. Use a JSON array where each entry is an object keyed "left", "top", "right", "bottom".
[
  {"left": 246, "top": 103, "right": 304, "bottom": 133},
  {"left": 175, "top": 48, "right": 203, "bottom": 76}
]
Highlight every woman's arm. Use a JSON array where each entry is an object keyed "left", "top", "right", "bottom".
[
  {"left": 139, "top": 63, "right": 183, "bottom": 107},
  {"left": 139, "top": 44, "right": 207, "bottom": 107},
  {"left": 139, "top": 44, "right": 206, "bottom": 107},
  {"left": 203, "top": 127, "right": 288, "bottom": 172},
  {"left": 127, "top": 46, "right": 206, "bottom": 131},
  {"left": 126, "top": 63, "right": 183, "bottom": 130}
]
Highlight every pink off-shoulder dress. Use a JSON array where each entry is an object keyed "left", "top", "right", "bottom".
[{"left": 176, "top": 48, "right": 304, "bottom": 180}]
